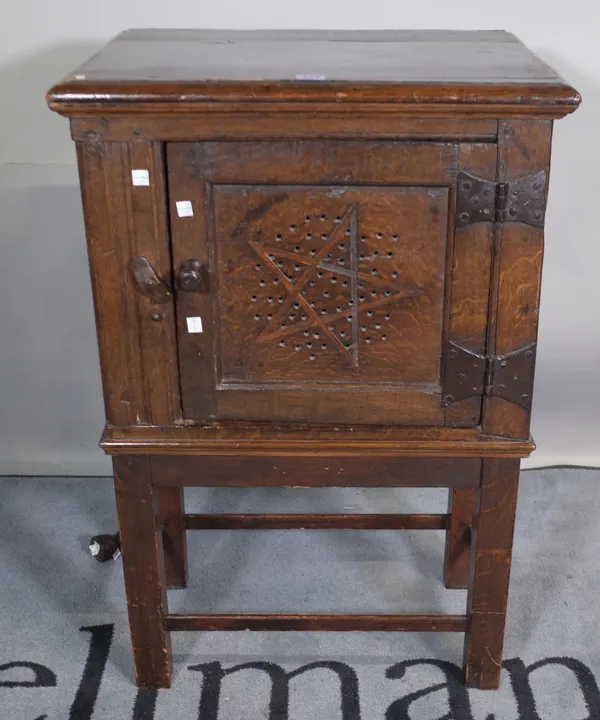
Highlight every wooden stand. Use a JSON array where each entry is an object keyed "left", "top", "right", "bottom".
[
  {"left": 46, "top": 29, "right": 580, "bottom": 689},
  {"left": 102, "top": 428, "right": 528, "bottom": 689}
]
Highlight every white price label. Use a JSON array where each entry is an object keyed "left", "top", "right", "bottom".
[
  {"left": 131, "top": 169, "right": 150, "bottom": 186},
  {"left": 176, "top": 200, "right": 194, "bottom": 217},
  {"left": 186, "top": 316, "right": 203, "bottom": 333},
  {"left": 295, "top": 74, "right": 326, "bottom": 81}
]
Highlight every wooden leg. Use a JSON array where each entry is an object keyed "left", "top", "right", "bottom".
[
  {"left": 444, "top": 488, "right": 476, "bottom": 589},
  {"left": 113, "top": 456, "right": 172, "bottom": 688},
  {"left": 463, "top": 458, "right": 520, "bottom": 689},
  {"left": 159, "top": 487, "right": 188, "bottom": 589}
]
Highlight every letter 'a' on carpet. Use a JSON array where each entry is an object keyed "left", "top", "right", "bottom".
[{"left": 1, "top": 468, "right": 599, "bottom": 718}]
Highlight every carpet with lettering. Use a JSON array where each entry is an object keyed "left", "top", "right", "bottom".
[{"left": 1, "top": 469, "right": 598, "bottom": 719}]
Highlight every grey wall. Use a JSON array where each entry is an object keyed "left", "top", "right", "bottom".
[{"left": 1, "top": 7, "right": 599, "bottom": 474}]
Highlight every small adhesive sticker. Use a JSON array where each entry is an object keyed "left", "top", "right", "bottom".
[
  {"left": 131, "top": 169, "right": 150, "bottom": 186},
  {"left": 187, "top": 316, "right": 203, "bottom": 333},
  {"left": 176, "top": 200, "right": 194, "bottom": 217},
  {"left": 296, "top": 74, "right": 326, "bottom": 81}
]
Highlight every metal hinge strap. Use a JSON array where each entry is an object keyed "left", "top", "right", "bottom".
[
  {"left": 495, "top": 182, "right": 509, "bottom": 223},
  {"left": 443, "top": 341, "right": 537, "bottom": 410},
  {"left": 455, "top": 170, "right": 547, "bottom": 229},
  {"left": 487, "top": 343, "right": 537, "bottom": 410}
]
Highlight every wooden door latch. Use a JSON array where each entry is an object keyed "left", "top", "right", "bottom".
[{"left": 130, "top": 257, "right": 172, "bottom": 304}]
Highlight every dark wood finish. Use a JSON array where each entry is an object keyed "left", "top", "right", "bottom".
[
  {"left": 70, "top": 116, "right": 500, "bottom": 143},
  {"left": 167, "top": 139, "right": 495, "bottom": 426},
  {"left": 130, "top": 256, "right": 172, "bottom": 304},
  {"left": 444, "top": 488, "right": 476, "bottom": 589},
  {"left": 113, "top": 456, "right": 171, "bottom": 687},
  {"left": 150, "top": 456, "right": 480, "bottom": 488},
  {"left": 48, "top": 30, "right": 579, "bottom": 119},
  {"left": 184, "top": 513, "right": 449, "bottom": 531},
  {"left": 48, "top": 30, "right": 579, "bottom": 691},
  {"left": 101, "top": 424, "right": 535, "bottom": 458},
  {"left": 158, "top": 487, "right": 188, "bottom": 589},
  {"left": 482, "top": 120, "right": 553, "bottom": 439},
  {"left": 444, "top": 144, "right": 497, "bottom": 427},
  {"left": 76, "top": 141, "right": 181, "bottom": 426},
  {"left": 166, "top": 613, "right": 468, "bottom": 632},
  {"left": 463, "top": 458, "right": 520, "bottom": 689}
]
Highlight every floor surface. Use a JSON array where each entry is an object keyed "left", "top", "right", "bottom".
[{"left": 1, "top": 469, "right": 599, "bottom": 719}]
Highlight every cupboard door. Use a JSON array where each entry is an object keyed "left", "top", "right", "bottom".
[{"left": 167, "top": 141, "right": 495, "bottom": 425}]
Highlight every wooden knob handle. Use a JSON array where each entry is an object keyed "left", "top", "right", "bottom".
[{"left": 178, "top": 259, "right": 205, "bottom": 292}]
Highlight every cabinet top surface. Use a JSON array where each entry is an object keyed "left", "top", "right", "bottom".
[{"left": 47, "top": 29, "right": 580, "bottom": 117}]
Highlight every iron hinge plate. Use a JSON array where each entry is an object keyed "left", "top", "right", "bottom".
[
  {"left": 442, "top": 341, "right": 537, "bottom": 410},
  {"left": 455, "top": 170, "right": 547, "bottom": 229},
  {"left": 442, "top": 342, "right": 486, "bottom": 406},
  {"left": 487, "top": 343, "right": 537, "bottom": 410}
]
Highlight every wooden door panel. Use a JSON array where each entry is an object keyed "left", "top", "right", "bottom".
[
  {"left": 215, "top": 387, "right": 445, "bottom": 425},
  {"left": 215, "top": 185, "right": 447, "bottom": 385},
  {"left": 167, "top": 140, "right": 495, "bottom": 426},
  {"left": 200, "top": 140, "right": 457, "bottom": 185}
]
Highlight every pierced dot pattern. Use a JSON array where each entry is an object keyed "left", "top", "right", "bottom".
[{"left": 248, "top": 210, "right": 411, "bottom": 359}]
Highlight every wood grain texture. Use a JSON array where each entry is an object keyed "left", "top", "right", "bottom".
[
  {"left": 165, "top": 143, "right": 216, "bottom": 420},
  {"left": 47, "top": 31, "right": 580, "bottom": 691},
  {"left": 125, "top": 142, "right": 181, "bottom": 424},
  {"left": 444, "top": 488, "right": 476, "bottom": 589},
  {"left": 76, "top": 140, "right": 181, "bottom": 425},
  {"left": 199, "top": 139, "right": 459, "bottom": 185},
  {"left": 166, "top": 613, "right": 468, "bottom": 632},
  {"left": 101, "top": 424, "right": 535, "bottom": 458},
  {"left": 150, "top": 455, "right": 481, "bottom": 488},
  {"left": 113, "top": 456, "right": 171, "bottom": 687},
  {"left": 482, "top": 120, "right": 552, "bottom": 439},
  {"left": 158, "top": 487, "right": 188, "bottom": 589},
  {"left": 70, "top": 116, "right": 499, "bottom": 143},
  {"left": 463, "top": 458, "right": 520, "bottom": 689},
  {"left": 47, "top": 30, "right": 580, "bottom": 119},
  {"left": 57, "top": 98, "right": 576, "bottom": 119},
  {"left": 215, "top": 185, "right": 447, "bottom": 387},
  {"left": 167, "top": 139, "right": 494, "bottom": 426},
  {"left": 214, "top": 389, "right": 446, "bottom": 426},
  {"left": 184, "top": 513, "right": 449, "bottom": 530},
  {"left": 444, "top": 143, "right": 497, "bottom": 427}
]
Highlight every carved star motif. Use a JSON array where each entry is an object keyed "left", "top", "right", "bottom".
[{"left": 249, "top": 204, "right": 423, "bottom": 367}]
